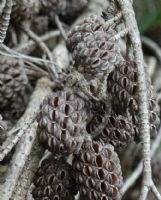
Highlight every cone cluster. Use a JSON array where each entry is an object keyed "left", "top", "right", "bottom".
[
  {"left": 33, "top": 12, "right": 160, "bottom": 200},
  {"left": 3, "top": 1, "right": 160, "bottom": 199},
  {"left": 107, "top": 60, "right": 160, "bottom": 140}
]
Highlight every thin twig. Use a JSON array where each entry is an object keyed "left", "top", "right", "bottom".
[
  {"left": 110, "top": 28, "right": 129, "bottom": 41},
  {"left": 141, "top": 36, "right": 161, "bottom": 65},
  {"left": 11, "top": 139, "right": 44, "bottom": 200},
  {"left": 0, "top": 44, "right": 55, "bottom": 67},
  {"left": 9, "top": 25, "right": 18, "bottom": 46},
  {"left": 104, "top": 11, "right": 122, "bottom": 29},
  {"left": 0, "top": 122, "right": 37, "bottom": 200},
  {"left": 15, "top": 30, "right": 60, "bottom": 54},
  {"left": 25, "top": 68, "right": 48, "bottom": 78},
  {"left": 0, "top": 0, "right": 6, "bottom": 13},
  {"left": 146, "top": 56, "right": 157, "bottom": 78},
  {"left": 151, "top": 184, "right": 161, "bottom": 200},
  {"left": 19, "top": 21, "right": 30, "bottom": 45},
  {"left": 22, "top": 27, "right": 58, "bottom": 79},
  {"left": 116, "top": 0, "right": 161, "bottom": 199},
  {"left": 0, "top": 77, "right": 52, "bottom": 162},
  {"left": 52, "top": 40, "right": 70, "bottom": 72},
  {"left": 55, "top": 15, "right": 67, "bottom": 40},
  {"left": 22, "top": 28, "right": 53, "bottom": 63},
  {"left": 121, "top": 125, "right": 161, "bottom": 196},
  {"left": 125, "top": 34, "right": 134, "bottom": 60},
  {"left": 24, "top": 61, "right": 49, "bottom": 76}
]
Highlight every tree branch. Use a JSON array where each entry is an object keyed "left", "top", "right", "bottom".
[
  {"left": 15, "top": 30, "right": 60, "bottom": 54},
  {"left": 22, "top": 27, "right": 58, "bottom": 79},
  {"left": 116, "top": 1, "right": 161, "bottom": 199},
  {"left": 141, "top": 36, "right": 161, "bottom": 65},
  {"left": 55, "top": 15, "right": 67, "bottom": 40},
  {"left": 11, "top": 139, "right": 44, "bottom": 200}
]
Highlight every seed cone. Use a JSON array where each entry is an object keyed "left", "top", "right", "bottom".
[
  {"left": 0, "top": 115, "right": 7, "bottom": 145},
  {"left": 0, "top": 56, "right": 28, "bottom": 120},
  {"left": 73, "top": 140, "right": 123, "bottom": 200},
  {"left": 32, "top": 155, "right": 77, "bottom": 200},
  {"left": 88, "top": 113, "right": 135, "bottom": 148},
  {"left": 107, "top": 60, "right": 138, "bottom": 113},
  {"left": 107, "top": 59, "right": 160, "bottom": 139},
  {"left": 67, "top": 14, "right": 121, "bottom": 79},
  {"left": 37, "top": 90, "right": 87, "bottom": 155},
  {"left": 11, "top": 0, "right": 40, "bottom": 24}
]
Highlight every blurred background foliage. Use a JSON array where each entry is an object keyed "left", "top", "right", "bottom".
[
  {"left": 134, "top": 0, "right": 161, "bottom": 44},
  {"left": 134, "top": 0, "right": 161, "bottom": 33}
]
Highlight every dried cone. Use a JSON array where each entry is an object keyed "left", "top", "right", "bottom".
[
  {"left": 0, "top": 56, "right": 28, "bottom": 120},
  {"left": 0, "top": 115, "right": 7, "bottom": 145},
  {"left": 88, "top": 112, "right": 135, "bottom": 148},
  {"left": 37, "top": 90, "right": 87, "bottom": 155},
  {"left": 86, "top": 95, "right": 135, "bottom": 148},
  {"left": 32, "top": 155, "right": 77, "bottom": 200},
  {"left": 11, "top": 0, "right": 40, "bottom": 24},
  {"left": 67, "top": 14, "right": 121, "bottom": 79},
  {"left": 107, "top": 60, "right": 138, "bottom": 113},
  {"left": 107, "top": 60, "right": 160, "bottom": 139},
  {"left": 41, "top": 0, "right": 66, "bottom": 15},
  {"left": 73, "top": 140, "right": 123, "bottom": 200}
]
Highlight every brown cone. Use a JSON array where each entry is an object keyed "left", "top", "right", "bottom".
[
  {"left": 107, "top": 60, "right": 138, "bottom": 113},
  {"left": 32, "top": 155, "right": 77, "bottom": 200},
  {"left": 88, "top": 113, "right": 135, "bottom": 148},
  {"left": 67, "top": 14, "right": 121, "bottom": 79},
  {"left": 37, "top": 90, "right": 87, "bottom": 155},
  {"left": 73, "top": 140, "right": 123, "bottom": 200},
  {"left": 107, "top": 59, "right": 160, "bottom": 140},
  {"left": 0, "top": 56, "right": 28, "bottom": 120}
]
